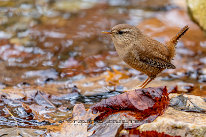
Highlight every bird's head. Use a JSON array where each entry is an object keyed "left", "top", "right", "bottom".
[{"left": 102, "top": 24, "right": 143, "bottom": 48}]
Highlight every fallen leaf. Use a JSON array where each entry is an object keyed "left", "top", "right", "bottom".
[
  {"left": 22, "top": 103, "right": 56, "bottom": 123},
  {"left": 90, "top": 87, "right": 170, "bottom": 128},
  {"left": 128, "top": 129, "right": 181, "bottom": 137},
  {"left": 49, "top": 104, "right": 97, "bottom": 137},
  {"left": 105, "top": 69, "right": 129, "bottom": 86},
  {"left": 89, "top": 114, "right": 124, "bottom": 137}
]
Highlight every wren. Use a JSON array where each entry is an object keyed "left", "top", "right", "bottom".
[{"left": 102, "top": 24, "right": 189, "bottom": 89}]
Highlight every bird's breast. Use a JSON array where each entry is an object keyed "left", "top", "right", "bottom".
[{"left": 115, "top": 45, "right": 129, "bottom": 59}]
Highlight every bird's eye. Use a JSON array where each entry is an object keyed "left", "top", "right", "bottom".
[{"left": 117, "top": 31, "right": 124, "bottom": 35}]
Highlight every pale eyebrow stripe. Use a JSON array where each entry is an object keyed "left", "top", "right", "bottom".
[{"left": 120, "top": 29, "right": 130, "bottom": 32}]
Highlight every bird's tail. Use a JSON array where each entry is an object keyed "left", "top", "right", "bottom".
[
  {"left": 167, "top": 25, "right": 189, "bottom": 59},
  {"left": 170, "top": 25, "right": 189, "bottom": 44}
]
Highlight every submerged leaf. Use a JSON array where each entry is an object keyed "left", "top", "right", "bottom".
[{"left": 105, "top": 69, "right": 129, "bottom": 86}]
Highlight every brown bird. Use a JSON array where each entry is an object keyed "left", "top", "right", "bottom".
[{"left": 102, "top": 24, "right": 189, "bottom": 89}]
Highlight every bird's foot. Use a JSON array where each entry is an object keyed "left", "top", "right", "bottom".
[
  {"left": 131, "top": 86, "right": 142, "bottom": 90},
  {"left": 124, "top": 86, "right": 141, "bottom": 92}
]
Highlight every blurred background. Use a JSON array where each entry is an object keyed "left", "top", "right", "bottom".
[
  {"left": 1, "top": 0, "right": 206, "bottom": 134},
  {"left": 0, "top": 0, "right": 206, "bottom": 97}
]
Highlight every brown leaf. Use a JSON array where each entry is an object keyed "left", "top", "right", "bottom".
[
  {"left": 90, "top": 87, "right": 170, "bottom": 128},
  {"left": 22, "top": 103, "right": 55, "bottom": 123},
  {"left": 22, "top": 103, "right": 32, "bottom": 114},
  {"left": 89, "top": 114, "right": 124, "bottom": 137},
  {"left": 49, "top": 104, "right": 97, "bottom": 137}
]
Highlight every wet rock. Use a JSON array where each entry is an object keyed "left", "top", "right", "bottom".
[
  {"left": 0, "top": 127, "right": 44, "bottom": 136},
  {"left": 135, "top": 94, "right": 206, "bottom": 137},
  {"left": 54, "top": 0, "right": 96, "bottom": 12},
  {"left": 127, "top": 0, "right": 172, "bottom": 10},
  {"left": 187, "top": 0, "right": 206, "bottom": 31},
  {"left": 170, "top": 94, "right": 206, "bottom": 113}
]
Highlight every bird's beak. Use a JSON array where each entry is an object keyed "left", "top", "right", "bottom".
[{"left": 102, "top": 31, "right": 112, "bottom": 34}]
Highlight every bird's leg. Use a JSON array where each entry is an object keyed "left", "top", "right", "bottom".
[
  {"left": 139, "top": 77, "right": 150, "bottom": 87},
  {"left": 130, "top": 77, "right": 151, "bottom": 91},
  {"left": 140, "top": 77, "right": 153, "bottom": 88}
]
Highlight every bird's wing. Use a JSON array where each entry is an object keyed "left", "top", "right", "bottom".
[
  {"left": 131, "top": 38, "right": 175, "bottom": 69},
  {"left": 139, "top": 56, "right": 176, "bottom": 69}
]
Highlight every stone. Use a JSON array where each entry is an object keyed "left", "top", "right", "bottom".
[
  {"left": 137, "top": 94, "right": 206, "bottom": 137},
  {"left": 187, "top": 0, "right": 206, "bottom": 31}
]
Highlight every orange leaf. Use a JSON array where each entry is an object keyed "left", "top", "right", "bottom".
[{"left": 105, "top": 69, "right": 129, "bottom": 86}]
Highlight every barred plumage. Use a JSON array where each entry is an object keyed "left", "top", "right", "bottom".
[{"left": 103, "top": 24, "right": 189, "bottom": 88}]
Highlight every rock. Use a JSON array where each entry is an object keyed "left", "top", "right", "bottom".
[
  {"left": 187, "top": 0, "right": 206, "bottom": 31},
  {"left": 136, "top": 94, "right": 206, "bottom": 137},
  {"left": 54, "top": 0, "right": 96, "bottom": 12},
  {"left": 0, "top": 127, "right": 44, "bottom": 136}
]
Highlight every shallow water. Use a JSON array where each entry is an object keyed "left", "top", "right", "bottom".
[{"left": 0, "top": 0, "right": 172, "bottom": 86}]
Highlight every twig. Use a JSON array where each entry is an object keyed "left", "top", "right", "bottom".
[
  {"left": 37, "top": 91, "right": 56, "bottom": 108},
  {"left": 5, "top": 107, "right": 20, "bottom": 136},
  {"left": 0, "top": 133, "right": 8, "bottom": 137}
]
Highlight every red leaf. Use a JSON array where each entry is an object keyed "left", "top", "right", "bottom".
[
  {"left": 128, "top": 129, "right": 181, "bottom": 137},
  {"left": 90, "top": 87, "right": 170, "bottom": 127}
]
